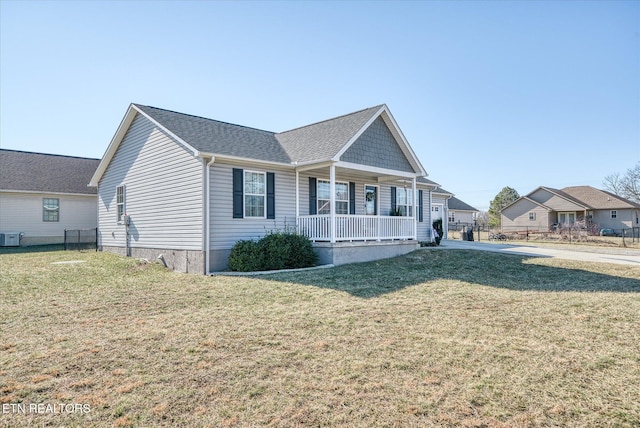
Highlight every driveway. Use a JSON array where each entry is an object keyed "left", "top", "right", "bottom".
[{"left": 438, "top": 239, "right": 640, "bottom": 266}]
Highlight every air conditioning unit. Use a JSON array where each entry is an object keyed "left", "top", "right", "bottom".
[{"left": 0, "top": 232, "right": 21, "bottom": 247}]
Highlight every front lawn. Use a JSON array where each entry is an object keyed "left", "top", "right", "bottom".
[{"left": 1, "top": 248, "right": 639, "bottom": 427}]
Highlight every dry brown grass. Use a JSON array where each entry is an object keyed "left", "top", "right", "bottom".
[{"left": 0, "top": 247, "right": 639, "bottom": 427}]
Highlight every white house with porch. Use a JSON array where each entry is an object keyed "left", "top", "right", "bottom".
[{"left": 90, "top": 103, "right": 448, "bottom": 273}]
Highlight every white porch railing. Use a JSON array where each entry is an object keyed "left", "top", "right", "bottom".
[{"left": 297, "top": 215, "right": 415, "bottom": 242}]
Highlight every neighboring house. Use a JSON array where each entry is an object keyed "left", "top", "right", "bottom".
[
  {"left": 0, "top": 150, "right": 100, "bottom": 245},
  {"left": 501, "top": 185, "right": 640, "bottom": 232},
  {"left": 90, "top": 104, "right": 446, "bottom": 273},
  {"left": 447, "top": 196, "right": 479, "bottom": 228}
]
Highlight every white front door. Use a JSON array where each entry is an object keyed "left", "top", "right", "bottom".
[
  {"left": 365, "top": 185, "right": 378, "bottom": 216},
  {"left": 432, "top": 204, "right": 443, "bottom": 221}
]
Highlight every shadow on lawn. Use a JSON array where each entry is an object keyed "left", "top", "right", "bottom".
[{"left": 264, "top": 249, "right": 640, "bottom": 298}]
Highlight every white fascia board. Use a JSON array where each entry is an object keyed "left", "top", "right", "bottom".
[
  {"left": 132, "top": 105, "right": 200, "bottom": 156},
  {"left": 90, "top": 104, "right": 202, "bottom": 187},
  {"left": 333, "top": 105, "right": 385, "bottom": 161},
  {"left": 336, "top": 161, "right": 421, "bottom": 179},
  {"left": 333, "top": 105, "right": 427, "bottom": 177},
  {"left": 294, "top": 160, "right": 335, "bottom": 172},
  {"left": 206, "top": 153, "right": 294, "bottom": 168},
  {"left": 89, "top": 104, "right": 138, "bottom": 187},
  {"left": 1, "top": 189, "right": 97, "bottom": 197},
  {"left": 378, "top": 107, "right": 427, "bottom": 176}
]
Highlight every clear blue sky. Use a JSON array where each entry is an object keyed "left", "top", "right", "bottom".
[{"left": 2, "top": 0, "right": 639, "bottom": 211}]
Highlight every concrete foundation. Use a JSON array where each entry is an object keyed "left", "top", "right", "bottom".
[
  {"left": 313, "top": 240, "right": 419, "bottom": 266},
  {"left": 101, "top": 246, "right": 206, "bottom": 274}
]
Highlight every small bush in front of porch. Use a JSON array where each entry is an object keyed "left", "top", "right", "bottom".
[
  {"left": 228, "top": 232, "right": 317, "bottom": 272},
  {"left": 228, "top": 240, "right": 263, "bottom": 272}
]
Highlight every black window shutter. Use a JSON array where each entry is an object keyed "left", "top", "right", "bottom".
[
  {"left": 418, "top": 190, "right": 423, "bottom": 222},
  {"left": 232, "top": 168, "right": 244, "bottom": 218},
  {"left": 266, "top": 172, "right": 275, "bottom": 219},
  {"left": 349, "top": 182, "right": 356, "bottom": 215},
  {"left": 309, "top": 177, "right": 317, "bottom": 215},
  {"left": 391, "top": 186, "right": 397, "bottom": 213}
]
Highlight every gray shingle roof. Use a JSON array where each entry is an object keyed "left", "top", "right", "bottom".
[
  {"left": 275, "top": 105, "right": 383, "bottom": 162},
  {"left": 448, "top": 196, "right": 479, "bottom": 212},
  {"left": 560, "top": 186, "right": 640, "bottom": 209},
  {"left": 0, "top": 149, "right": 99, "bottom": 195},
  {"left": 134, "top": 104, "right": 385, "bottom": 165},
  {"left": 135, "top": 105, "right": 291, "bottom": 163}
]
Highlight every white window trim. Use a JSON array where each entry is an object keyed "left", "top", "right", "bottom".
[
  {"left": 116, "top": 185, "right": 126, "bottom": 224},
  {"left": 318, "top": 179, "right": 349, "bottom": 215},
  {"left": 395, "top": 187, "right": 414, "bottom": 217},
  {"left": 43, "top": 198, "right": 60, "bottom": 222},
  {"left": 611, "top": 210, "right": 617, "bottom": 219},
  {"left": 243, "top": 170, "right": 267, "bottom": 219},
  {"left": 529, "top": 212, "right": 536, "bottom": 221}
]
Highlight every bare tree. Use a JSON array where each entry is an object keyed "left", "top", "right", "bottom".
[{"left": 603, "top": 163, "right": 640, "bottom": 203}]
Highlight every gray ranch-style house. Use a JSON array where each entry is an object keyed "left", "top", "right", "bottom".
[
  {"left": 447, "top": 196, "right": 479, "bottom": 228},
  {"left": 90, "top": 104, "right": 448, "bottom": 274},
  {"left": 501, "top": 185, "right": 640, "bottom": 233},
  {"left": 0, "top": 149, "right": 99, "bottom": 246}
]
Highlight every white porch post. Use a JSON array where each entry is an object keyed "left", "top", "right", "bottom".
[
  {"left": 330, "top": 164, "right": 336, "bottom": 243},
  {"left": 295, "top": 170, "right": 300, "bottom": 227},
  {"left": 412, "top": 177, "right": 417, "bottom": 240}
]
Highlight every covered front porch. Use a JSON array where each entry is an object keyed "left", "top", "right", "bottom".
[
  {"left": 298, "top": 214, "right": 415, "bottom": 242},
  {"left": 293, "top": 161, "right": 422, "bottom": 244}
]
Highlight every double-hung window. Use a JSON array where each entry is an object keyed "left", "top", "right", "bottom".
[
  {"left": 43, "top": 198, "right": 59, "bottom": 222},
  {"left": 529, "top": 212, "right": 536, "bottom": 221},
  {"left": 244, "top": 171, "right": 266, "bottom": 218},
  {"left": 233, "top": 168, "right": 275, "bottom": 219},
  {"left": 395, "top": 188, "right": 413, "bottom": 217},
  {"left": 318, "top": 180, "right": 348, "bottom": 215},
  {"left": 611, "top": 210, "right": 617, "bottom": 219},
  {"left": 116, "top": 185, "right": 126, "bottom": 222}
]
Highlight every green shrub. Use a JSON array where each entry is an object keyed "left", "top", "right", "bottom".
[
  {"left": 228, "top": 231, "right": 317, "bottom": 272},
  {"left": 227, "top": 240, "right": 262, "bottom": 272}
]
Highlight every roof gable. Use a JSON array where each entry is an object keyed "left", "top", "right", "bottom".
[
  {"left": 1, "top": 149, "right": 99, "bottom": 195},
  {"left": 340, "top": 116, "right": 415, "bottom": 173},
  {"left": 92, "top": 103, "right": 427, "bottom": 185},
  {"left": 275, "top": 105, "right": 382, "bottom": 163}
]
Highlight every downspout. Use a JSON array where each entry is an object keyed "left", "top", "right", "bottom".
[
  {"left": 429, "top": 189, "right": 434, "bottom": 243},
  {"left": 412, "top": 177, "right": 417, "bottom": 241},
  {"left": 204, "top": 156, "right": 216, "bottom": 274}
]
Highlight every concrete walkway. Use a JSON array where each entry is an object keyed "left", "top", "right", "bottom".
[{"left": 436, "top": 239, "right": 640, "bottom": 266}]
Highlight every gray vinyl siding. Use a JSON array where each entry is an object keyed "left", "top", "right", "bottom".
[
  {"left": 501, "top": 199, "right": 551, "bottom": 231},
  {"left": 209, "top": 160, "right": 297, "bottom": 250},
  {"left": 592, "top": 209, "right": 635, "bottom": 230},
  {"left": 98, "top": 113, "right": 203, "bottom": 251}
]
